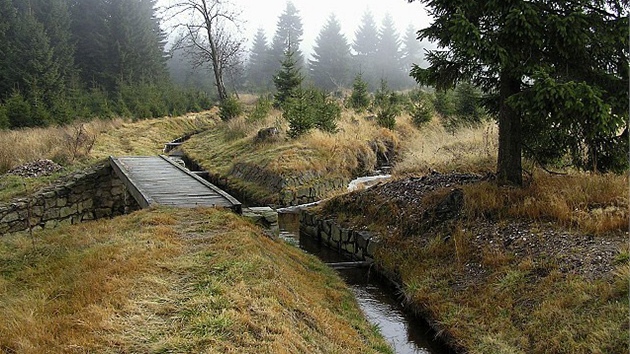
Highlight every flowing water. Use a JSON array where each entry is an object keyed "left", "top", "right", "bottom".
[{"left": 279, "top": 213, "right": 452, "bottom": 354}]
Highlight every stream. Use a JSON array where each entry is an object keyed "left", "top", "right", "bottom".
[{"left": 279, "top": 212, "right": 452, "bottom": 354}]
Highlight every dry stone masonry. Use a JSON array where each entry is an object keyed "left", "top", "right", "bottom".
[
  {"left": 300, "top": 209, "right": 379, "bottom": 261},
  {"left": 228, "top": 162, "right": 350, "bottom": 206},
  {"left": 0, "top": 162, "right": 139, "bottom": 235}
]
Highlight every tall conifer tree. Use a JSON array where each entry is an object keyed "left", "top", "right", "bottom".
[
  {"left": 376, "top": 13, "right": 405, "bottom": 89},
  {"left": 352, "top": 10, "right": 379, "bottom": 90},
  {"left": 270, "top": 2, "right": 304, "bottom": 76},
  {"left": 247, "top": 28, "right": 273, "bottom": 91},
  {"left": 411, "top": 0, "right": 629, "bottom": 183},
  {"left": 308, "top": 14, "right": 351, "bottom": 92}
]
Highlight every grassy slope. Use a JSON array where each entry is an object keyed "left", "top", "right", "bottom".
[
  {"left": 0, "top": 112, "right": 217, "bottom": 202},
  {"left": 183, "top": 110, "right": 400, "bottom": 203},
  {"left": 0, "top": 207, "right": 391, "bottom": 353},
  {"left": 318, "top": 171, "right": 629, "bottom": 354}
]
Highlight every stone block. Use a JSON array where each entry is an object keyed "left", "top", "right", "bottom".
[
  {"left": 44, "top": 220, "right": 58, "bottom": 229},
  {"left": 344, "top": 242, "right": 355, "bottom": 254},
  {"left": 341, "top": 229, "right": 350, "bottom": 242},
  {"left": 59, "top": 206, "right": 75, "bottom": 218},
  {"left": 56, "top": 198, "right": 68, "bottom": 207},
  {"left": 331, "top": 224, "right": 341, "bottom": 243},
  {"left": 72, "top": 173, "right": 87, "bottom": 182},
  {"left": 9, "top": 220, "right": 28, "bottom": 233},
  {"left": 356, "top": 231, "right": 371, "bottom": 250},
  {"left": 95, "top": 208, "right": 110, "bottom": 219},
  {"left": 43, "top": 208, "right": 60, "bottom": 220},
  {"left": 100, "top": 200, "right": 115, "bottom": 209},
  {"left": 304, "top": 225, "right": 318, "bottom": 238},
  {"left": 246, "top": 207, "right": 278, "bottom": 225},
  {"left": 45, "top": 197, "right": 57, "bottom": 209},
  {"left": 42, "top": 191, "right": 56, "bottom": 199},
  {"left": 79, "top": 199, "right": 94, "bottom": 212},
  {"left": 1, "top": 212, "right": 19, "bottom": 223},
  {"left": 111, "top": 186, "right": 123, "bottom": 196},
  {"left": 321, "top": 219, "right": 331, "bottom": 236},
  {"left": 366, "top": 237, "right": 380, "bottom": 258}
]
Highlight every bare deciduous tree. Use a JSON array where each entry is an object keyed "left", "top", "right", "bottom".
[{"left": 164, "top": 0, "right": 244, "bottom": 102}]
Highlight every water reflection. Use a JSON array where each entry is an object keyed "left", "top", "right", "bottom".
[{"left": 278, "top": 212, "right": 451, "bottom": 354}]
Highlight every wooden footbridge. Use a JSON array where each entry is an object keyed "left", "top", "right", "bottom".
[{"left": 109, "top": 155, "right": 241, "bottom": 213}]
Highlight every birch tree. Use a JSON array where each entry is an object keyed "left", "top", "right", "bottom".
[{"left": 166, "top": 0, "right": 243, "bottom": 102}]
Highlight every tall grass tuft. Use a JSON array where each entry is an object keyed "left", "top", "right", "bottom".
[{"left": 463, "top": 171, "right": 628, "bottom": 234}]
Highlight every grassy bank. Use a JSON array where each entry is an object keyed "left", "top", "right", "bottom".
[
  {"left": 0, "top": 207, "right": 391, "bottom": 353},
  {"left": 183, "top": 107, "right": 411, "bottom": 204},
  {"left": 317, "top": 171, "right": 628, "bottom": 353}
]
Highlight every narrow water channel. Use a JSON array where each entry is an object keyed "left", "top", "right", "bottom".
[
  {"left": 167, "top": 147, "right": 452, "bottom": 353},
  {"left": 279, "top": 212, "right": 452, "bottom": 354}
]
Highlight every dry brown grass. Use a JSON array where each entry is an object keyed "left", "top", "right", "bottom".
[
  {"left": 0, "top": 207, "right": 391, "bottom": 353},
  {"left": 0, "top": 112, "right": 218, "bottom": 202},
  {"left": 463, "top": 171, "right": 628, "bottom": 234},
  {"left": 393, "top": 117, "right": 498, "bottom": 175},
  {"left": 0, "top": 125, "right": 73, "bottom": 173},
  {"left": 0, "top": 112, "right": 217, "bottom": 175},
  {"left": 90, "top": 110, "right": 217, "bottom": 159},
  {"left": 186, "top": 107, "right": 400, "bottom": 179},
  {"left": 371, "top": 226, "right": 628, "bottom": 354}
]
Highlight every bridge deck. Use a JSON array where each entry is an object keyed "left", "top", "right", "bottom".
[{"left": 109, "top": 155, "right": 241, "bottom": 213}]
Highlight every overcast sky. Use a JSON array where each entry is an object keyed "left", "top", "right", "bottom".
[{"left": 160, "top": 0, "right": 433, "bottom": 58}]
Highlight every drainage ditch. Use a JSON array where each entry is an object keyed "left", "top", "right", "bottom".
[
  {"left": 166, "top": 139, "right": 453, "bottom": 354},
  {"left": 279, "top": 212, "right": 452, "bottom": 354}
]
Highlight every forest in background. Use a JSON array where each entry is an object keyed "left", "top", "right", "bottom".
[
  {"left": 0, "top": 0, "right": 214, "bottom": 129},
  {"left": 0, "top": 0, "right": 430, "bottom": 130},
  {"left": 169, "top": 2, "right": 428, "bottom": 96}
]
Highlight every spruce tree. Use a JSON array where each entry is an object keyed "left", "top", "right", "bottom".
[
  {"left": 71, "top": 0, "right": 167, "bottom": 92},
  {"left": 401, "top": 24, "right": 423, "bottom": 87},
  {"left": 376, "top": 13, "right": 404, "bottom": 90},
  {"left": 70, "top": 0, "right": 111, "bottom": 90},
  {"left": 352, "top": 10, "right": 379, "bottom": 90},
  {"left": 273, "top": 49, "right": 303, "bottom": 108},
  {"left": 308, "top": 14, "right": 351, "bottom": 92},
  {"left": 270, "top": 2, "right": 304, "bottom": 75},
  {"left": 349, "top": 73, "right": 370, "bottom": 112},
  {"left": 0, "top": 0, "right": 17, "bottom": 100},
  {"left": 411, "top": 0, "right": 629, "bottom": 183},
  {"left": 247, "top": 28, "right": 273, "bottom": 91}
]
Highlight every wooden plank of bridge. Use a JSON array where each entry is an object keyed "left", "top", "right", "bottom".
[{"left": 109, "top": 155, "right": 241, "bottom": 213}]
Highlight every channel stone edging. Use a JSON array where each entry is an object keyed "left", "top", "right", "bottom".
[{"left": 299, "top": 209, "right": 379, "bottom": 262}]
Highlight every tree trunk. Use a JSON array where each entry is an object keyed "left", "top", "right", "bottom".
[
  {"left": 205, "top": 30, "right": 227, "bottom": 102},
  {"left": 496, "top": 71, "right": 522, "bottom": 186}
]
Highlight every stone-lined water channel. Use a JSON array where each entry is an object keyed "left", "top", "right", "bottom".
[
  {"left": 279, "top": 212, "right": 452, "bottom": 354},
  {"left": 166, "top": 137, "right": 452, "bottom": 353}
]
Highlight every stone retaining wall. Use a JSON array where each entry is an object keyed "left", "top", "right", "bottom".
[
  {"left": 299, "top": 209, "right": 380, "bottom": 261},
  {"left": 208, "top": 161, "right": 350, "bottom": 207},
  {"left": 0, "top": 163, "right": 140, "bottom": 235}
]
